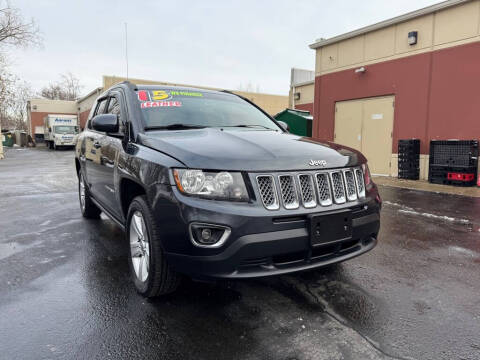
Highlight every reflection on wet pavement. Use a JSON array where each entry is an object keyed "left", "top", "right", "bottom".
[{"left": 1, "top": 148, "right": 479, "bottom": 360}]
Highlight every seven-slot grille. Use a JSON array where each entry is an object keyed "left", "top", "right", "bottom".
[{"left": 256, "top": 167, "right": 366, "bottom": 210}]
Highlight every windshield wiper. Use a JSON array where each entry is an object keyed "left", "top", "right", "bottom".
[
  {"left": 221, "top": 124, "right": 277, "bottom": 130},
  {"left": 144, "top": 124, "right": 206, "bottom": 131}
]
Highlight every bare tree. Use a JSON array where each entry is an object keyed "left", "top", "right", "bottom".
[
  {"left": 40, "top": 72, "right": 83, "bottom": 101},
  {"left": 0, "top": 1, "right": 41, "bottom": 48}
]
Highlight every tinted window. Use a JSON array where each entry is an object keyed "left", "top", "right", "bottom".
[{"left": 136, "top": 89, "right": 281, "bottom": 131}]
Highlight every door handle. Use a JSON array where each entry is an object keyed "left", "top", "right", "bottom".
[{"left": 93, "top": 141, "right": 101, "bottom": 149}]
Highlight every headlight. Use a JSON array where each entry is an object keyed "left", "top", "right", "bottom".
[{"left": 173, "top": 169, "right": 249, "bottom": 201}]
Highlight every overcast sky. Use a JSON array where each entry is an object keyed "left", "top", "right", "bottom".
[{"left": 8, "top": 0, "right": 439, "bottom": 96}]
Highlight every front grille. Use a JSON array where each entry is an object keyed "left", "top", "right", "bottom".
[
  {"left": 330, "top": 171, "right": 346, "bottom": 204},
  {"left": 354, "top": 168, "right": 366, "bottom": 197},
  {"left": 255, "top": 167, "right": 365, "bottom": 210},
  {"left": 279, "top": 175, "right": 299, "bottom": 209},
  {"left": 298, "top": 174, "right": 316, "bottom": 208},
  {"left": 256, "top": 175, "right": 279, "bottom": 210},
  {"left": 315, "top": 173, "right": 332, "bottom": 206},
  {"left": 343, "top": 170, "right": 358, "bottom": 201}
]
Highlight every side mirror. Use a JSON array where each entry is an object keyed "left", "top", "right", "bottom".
[
  {"left": 277, "top": 121, "right": 290, "bottom": 132},
  {"left": 91, "top": 114, "right": 119, "bottom": 133}
]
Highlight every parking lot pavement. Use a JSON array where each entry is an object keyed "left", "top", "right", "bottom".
[{"left": 1, "top": 147, "right": 479, "bottom": 360}]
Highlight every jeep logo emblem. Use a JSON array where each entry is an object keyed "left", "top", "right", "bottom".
[{"left": 308, "top": 159, "right": 327, "bottom": 167}]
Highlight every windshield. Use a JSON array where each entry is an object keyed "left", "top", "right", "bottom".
[
  {"left": 137, "top": 89, "right": 282, "bottom": 131},
  {"left": 54, "top": 126, "right": 77, "bottom": 134}
]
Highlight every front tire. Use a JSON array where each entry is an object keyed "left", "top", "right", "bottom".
[
  {"left": 127, "top": 195, "right": 181, "bottom": 297},
  {"left": 78, "top": 173, "right": 101, "bottom": 219}
]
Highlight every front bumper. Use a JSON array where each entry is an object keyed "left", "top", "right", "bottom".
[{"left": 159, "top": 186, "right": 381, "bottom": 279}]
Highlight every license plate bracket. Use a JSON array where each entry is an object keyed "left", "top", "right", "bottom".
[{"left": 309, "top": 210, "right": 352, "bottom": 246}]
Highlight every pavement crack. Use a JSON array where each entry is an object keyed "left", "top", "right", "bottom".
[{"left": 297, "top": 278, "right": 417, "bottom": 360}]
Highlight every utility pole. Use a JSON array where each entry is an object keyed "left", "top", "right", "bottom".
[{"left": 125, "top": 22, "right": 129, "bottom": 80}]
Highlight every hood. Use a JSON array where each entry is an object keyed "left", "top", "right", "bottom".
[{"left": 139, "top": 128, "right": 365, "bottom": 172}]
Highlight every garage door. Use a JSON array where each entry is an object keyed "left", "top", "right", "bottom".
[{"left": 334, "top": 96, "right": 394, "bottom": 176}]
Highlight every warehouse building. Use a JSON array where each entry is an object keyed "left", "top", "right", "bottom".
[
  {"left": 28, "top": 75, "right": 289, "bottom": 138},
  {"left": 305, "top": 0, "right": 480, "bottom": 179},
  {"left": 26, "top": 99, "right": 77, "bottom": 143},
  {"left": 289, "top": 68, "right": 315, "bottom": 116}
]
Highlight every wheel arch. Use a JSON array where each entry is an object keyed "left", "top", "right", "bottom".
[{"left": 120, "top": 177, "right": 147, "bottom": 219}]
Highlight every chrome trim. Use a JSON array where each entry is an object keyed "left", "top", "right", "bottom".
[
  {"left": 256, "top": 175, "right": 280, "bottom": 210},
  {"left": 278, "top": 174, "right": 299, "bottom": 210},
  {"left": 329, "top": 171, "right": 346, "bottom": 204},
  {"left": 314, "top": 172, "right": 333, "bottom": 206},
  {"left": 188, "top": 222, "right": 232, "bottom": 248},
  {"left": 297, "top": 174, "right": 317, "bottom": 208},
  {"left": 343, "top": 169, "right": 358, "bottom": 201}
]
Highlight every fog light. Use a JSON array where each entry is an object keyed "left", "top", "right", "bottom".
[
  {"left": 189, "top": 223, "right": 231, "bottom": 248},
  {"left": 201, "top": 228, "right": 212, "bottom": 241}
]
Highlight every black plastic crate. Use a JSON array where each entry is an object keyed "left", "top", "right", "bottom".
[
  {"left": 398, "top": 139, "right": 420, "bottom": 154},
  {"left": 399, "top": 169, "right": 419, "bottom": 180},
  {"left": 429, "top": 140, "right": 478, "bottom": 167},
  {"left": 399, "top": 139, "right": 420, "bottom": 145}
]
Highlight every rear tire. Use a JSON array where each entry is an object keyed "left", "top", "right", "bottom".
[
  {"left": 127, "top": 195, "right": 181, "bottom": 297},
  {"left": 78, "top": 172, "right": 101, "bottom": 219}
]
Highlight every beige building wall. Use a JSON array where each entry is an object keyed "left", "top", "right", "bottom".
[
  {"left": 288, "top": 82, "right": 315, "bottom": 108},
  {"left": 314, "top": 0, "right": 480, "bottom": 75},
  {"left": 102, "top": 75, "right": 288, "bottom": 115}
]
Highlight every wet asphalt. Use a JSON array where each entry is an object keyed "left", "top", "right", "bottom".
[{"left": 0, "top": 147, "right": 479, "bottom": 360}]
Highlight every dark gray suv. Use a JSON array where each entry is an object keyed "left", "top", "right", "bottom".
[{"left": 75, "top": 81, "right": 381, "bottom": 297}]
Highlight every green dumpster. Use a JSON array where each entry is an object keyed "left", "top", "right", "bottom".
[
  {"left": 274, "top": 109, "right": 312, "bottom": 137},
  {"left": 1, "top": 132, "right": 14, "bottom": 147}
]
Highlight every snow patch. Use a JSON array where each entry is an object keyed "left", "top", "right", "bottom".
[
  {"left": 397, "top": 209, "right": 470, "bottom": 225},
  {"left": 384, "top": 200, "right": 470, "bottom": 225}
]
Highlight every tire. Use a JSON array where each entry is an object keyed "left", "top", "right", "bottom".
[
  {"left": 78, "top": 172, "right": 101, "bottom": 219},
  {"left": 127, "top": 195, "right": 181, "bottom": 297}
]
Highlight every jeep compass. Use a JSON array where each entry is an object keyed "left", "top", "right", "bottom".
[{"left": 75, "top": 82, "right": 381, "bottom": 297}]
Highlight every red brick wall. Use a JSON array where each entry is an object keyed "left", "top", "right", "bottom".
[
  {"left": 79, "top": 109, "right": 90, "bottom": 130},
  {"left": 295, "top": 103, "right": 314, "bottom": 116},
  {"left": 313, "top": 41, "right": 480, "bottom": 154}
]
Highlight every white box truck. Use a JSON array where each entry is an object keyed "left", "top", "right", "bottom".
[{"left": 44, "top": 114, "right": 79, "bottom": 150}]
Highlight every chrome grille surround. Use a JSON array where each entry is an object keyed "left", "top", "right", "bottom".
[
  {"left": 256, "top": 175, "right": 279, "bottom": 210},
  {"left": 255, "top": 167, "right": 366, "bottom": 210},
  {"left": 354, "top": 168, "right": 366, "bottom": 198},
  {"left": 314, "top": 173, "right": 333, "bottom": 206},
  {"left": 278, "top": 175, "right": 299, "bottom": 209},
  {"left": 329, "top": 171, "right": 346, "bottom": 204},
  {"left": 343, "top": 169, "right": 358, "bottom": 201},
  {"left": 297, "top": 174, "right": 317, "bottom": 208}
]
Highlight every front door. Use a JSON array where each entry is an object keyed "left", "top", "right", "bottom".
[{"left": 95, "top": 93, "right": 124, "bottom": 219}]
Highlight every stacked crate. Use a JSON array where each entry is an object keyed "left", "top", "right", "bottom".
[
  {"left": 398, "top": 139, "right": 420, "bottom": 180},
  {"left": 428, "top": 140, "right": 478, "bottom": 186}
]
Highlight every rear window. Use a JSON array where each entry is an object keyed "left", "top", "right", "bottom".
[{"left": 136, "top": 89, "right": 281, "bottom": 131}]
